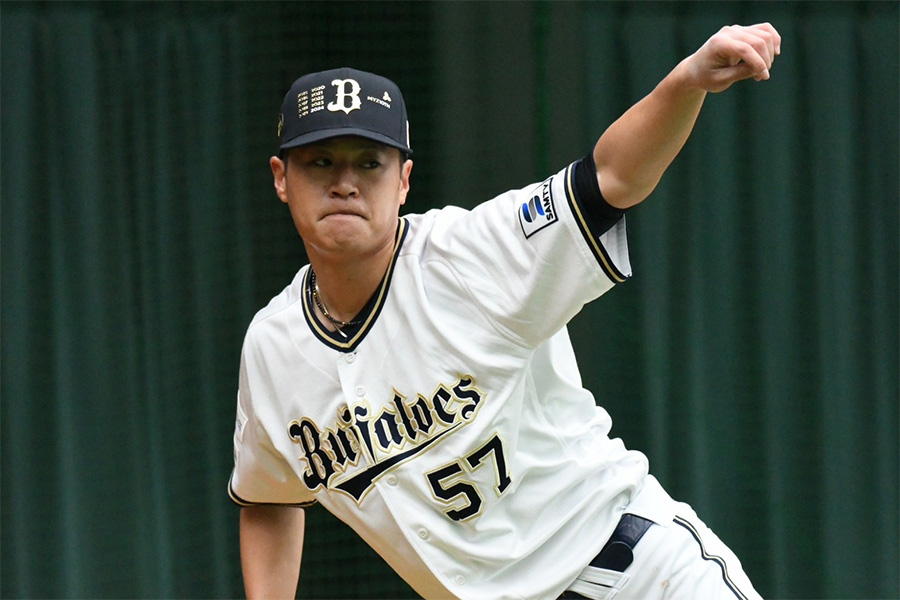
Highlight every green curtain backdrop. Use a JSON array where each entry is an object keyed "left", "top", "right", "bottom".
[
  {"left": 1, "top": 3, "right": 253, "bottom": 598},
  {"left": 1, "top": 2, "right": 896, "bottom": 600}
]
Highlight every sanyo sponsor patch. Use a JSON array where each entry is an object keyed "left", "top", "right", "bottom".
[{"left": 518, "top": 176, "right": 558, "bottom": 238}]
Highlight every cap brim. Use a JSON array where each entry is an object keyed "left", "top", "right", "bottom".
[{"left": 280, "top": 127, "right": 412, "bottom": 155}]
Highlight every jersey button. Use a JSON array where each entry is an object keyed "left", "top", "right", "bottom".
[
  {"left": 454, "top": 575, "right": 466, "bottom": 586},
  {"left": 417, "top": 528, "right": 429, "bottom": 540},
  {"left": 355, "top": 385, "right": 365, "bottom": 397},
  {"left": 386, "top": 475, "right": 398, "bottom": 486},
  {"left": 345, "top": 352, "right": 356, "bottom": 363}
]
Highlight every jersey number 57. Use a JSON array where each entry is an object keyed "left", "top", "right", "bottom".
[{"left": 424, "top": 433, "right": 512, "bottom": 522}]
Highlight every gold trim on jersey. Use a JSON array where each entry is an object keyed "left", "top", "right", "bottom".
[
  {"left": 302, "top": 218, "right": 409, "bottom": 351},
  {"left": 564, "top": 164, "right": 628, "bottom": 284},
  {"left": 227, "top": 471, "right": 317, "bottom": 508}
]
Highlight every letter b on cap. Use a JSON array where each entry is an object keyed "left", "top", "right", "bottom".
[{"left": 328, "top": 79, "right": 362, "bottom": 114}]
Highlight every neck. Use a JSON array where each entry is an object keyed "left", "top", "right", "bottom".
[{"left": 308, "top": 246, "right": 394, "bottom": 327}]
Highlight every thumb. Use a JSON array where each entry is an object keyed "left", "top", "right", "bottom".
[{"left": 708, "top": 60, "right": 769, "bottom": 92}]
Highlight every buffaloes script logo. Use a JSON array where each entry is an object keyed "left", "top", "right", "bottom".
[
  {"left": 327, "top": 78, "right": 363, "bottom": 114},
  {"left": 288, "top": 376, "right": 484, "bottom": 503}
]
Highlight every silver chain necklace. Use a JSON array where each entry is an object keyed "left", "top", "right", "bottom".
[{"left": 309, "top": 270, "right": 362, "bottom": 337}]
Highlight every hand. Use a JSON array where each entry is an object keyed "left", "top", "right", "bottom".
[{"left": 685, "top": 23, "right": 782, "bottom": 93}]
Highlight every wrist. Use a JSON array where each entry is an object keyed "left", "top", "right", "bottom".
[{"left": 664, "top": 56, "right": 710, "bottom": 98}]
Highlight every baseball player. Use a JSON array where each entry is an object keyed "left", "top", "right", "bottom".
[{"left": 230, "top": 23, "right": 780, "bottom": 600}]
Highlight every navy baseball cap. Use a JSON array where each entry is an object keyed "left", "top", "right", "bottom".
[{"left": 277, "top": 67, "right": 412, "bottom": 156}]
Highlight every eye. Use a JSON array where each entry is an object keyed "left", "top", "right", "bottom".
[
  {"left": 311, "top": 157, "right": 332, "bottom": 167},
  {"left": 361, "top": 159, "right": 381, "bottom": 169}
]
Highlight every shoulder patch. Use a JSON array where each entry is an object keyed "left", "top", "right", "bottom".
[{"left": 518, "top": 175, "right": 558, "bottom": 238}]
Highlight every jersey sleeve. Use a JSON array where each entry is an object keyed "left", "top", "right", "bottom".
[
  {"left": 228, "top": 333, "right": 317, "bottom": 508},
  {"left": 422, "top": 154, "right": 632, "bottom": 348}
]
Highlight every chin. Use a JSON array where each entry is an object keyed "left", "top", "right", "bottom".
[{"left": 317, "top": 228, "right": 373, "bottom": 255}]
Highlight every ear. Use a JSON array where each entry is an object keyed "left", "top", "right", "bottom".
[
  {"left": 398, "top": 159, "right": 413, "bottom": 207},
  {"left": 270, "top": 156, "right": 288, "bottom": 204}
]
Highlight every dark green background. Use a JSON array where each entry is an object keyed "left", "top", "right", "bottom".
[{"left": 2, "top": 2, "right": 897, "bottom": 599}]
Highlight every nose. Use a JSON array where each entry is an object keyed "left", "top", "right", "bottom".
[{"left": 329, "top": 164, "right": 359, "bottom": 199}]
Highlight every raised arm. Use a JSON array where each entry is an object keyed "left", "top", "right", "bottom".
[
  {"left": 594, "top": 23, "right": 781, "bottom": 209},
  {"left": 240, "top": 505, "right": 306, "bottom": 599}
]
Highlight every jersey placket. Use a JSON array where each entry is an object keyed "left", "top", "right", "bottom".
[{"left": 333, "top": 349, "right": 383, "bottom": 497}]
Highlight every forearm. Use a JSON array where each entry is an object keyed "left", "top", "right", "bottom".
[
  {"left": 593, "top": 23, "right": 780, "bottom": 210},
  {"left": 593, "top": 58, "right": 706, "bottom": 210},
  {"left": 240, "top": 505, "right": 305, "bottom": 600}
]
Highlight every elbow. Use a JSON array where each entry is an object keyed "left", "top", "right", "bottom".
[{"left": 595, "top": 168, "right": 657, "bottom": 210}]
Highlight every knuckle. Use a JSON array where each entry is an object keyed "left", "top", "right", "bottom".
[{"left": 744, "top": 36, "right": 769, "bottom": 56}]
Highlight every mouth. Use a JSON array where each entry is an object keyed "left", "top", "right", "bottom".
[{"left": 321, "top": 210, "right": 365, "bottom": 221}]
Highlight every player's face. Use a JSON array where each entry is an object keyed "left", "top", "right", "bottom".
[{"left": 271, "top": 136, "right": 412, "bottom": 262}]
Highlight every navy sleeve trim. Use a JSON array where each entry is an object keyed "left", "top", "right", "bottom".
[
  {"left": 565, "top": 156, "right": 629, "bottom": 284},
  {"left": 573, "top": 152, "right": 626, "bottom": 236},
  {"left": 228, "top": 474, "right": 317, "bottom": 508}
]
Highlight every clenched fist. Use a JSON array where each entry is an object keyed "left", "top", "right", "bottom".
[{"left": 685, "top": 23, "right": 782, "bottom": 93}]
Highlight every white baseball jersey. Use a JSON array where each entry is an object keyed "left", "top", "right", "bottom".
[{"left": 229, "top": 155, "right": 651, "bottom": 599}]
